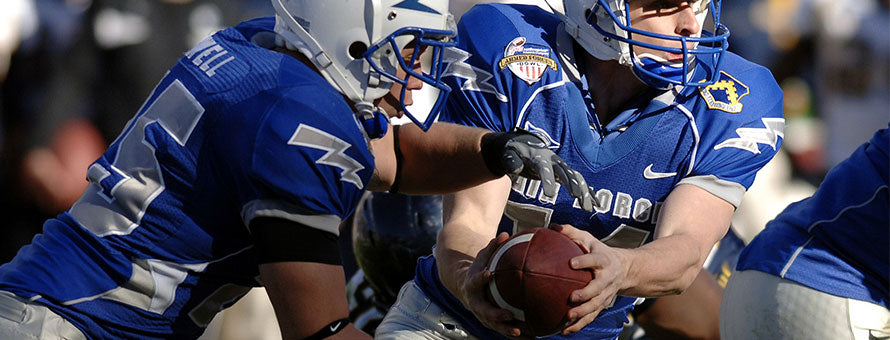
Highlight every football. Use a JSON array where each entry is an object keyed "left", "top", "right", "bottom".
[{"left": 486, "top": 228, "right": 593, "bottom": 336}]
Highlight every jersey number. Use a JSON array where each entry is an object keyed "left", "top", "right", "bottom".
[
  {"left": 70, "top": 79, "right": 204, "bottom": 236},
  {"left": 504, "top": 201, "right": 649, "bottom": 248}
]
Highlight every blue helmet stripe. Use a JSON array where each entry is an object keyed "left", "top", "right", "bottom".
[{"left": 393, "top": 0, "right": 441, "bottom": 15}]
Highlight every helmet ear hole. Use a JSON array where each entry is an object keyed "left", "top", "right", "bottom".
[
  {"left": 585, "top": 8, "right": 600, "bottom": 26},
  {"left": 349, "top": 41, "right": 369, "bottom": 60}
]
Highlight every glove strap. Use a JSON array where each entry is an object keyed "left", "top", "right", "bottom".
[{"left": 481, "top": 130, "right": 542, "bottom": 176}]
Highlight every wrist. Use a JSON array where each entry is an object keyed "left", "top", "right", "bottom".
[
  {"left": 612, "top": 247, "right": 636, "bottom": 294},
  {"left": 479, "top": 132, "right": 511, "bottom": 176}
]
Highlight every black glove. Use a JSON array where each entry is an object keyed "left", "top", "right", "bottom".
[{"left": 481, "top": 130, "right": 595, "bottom": 212}]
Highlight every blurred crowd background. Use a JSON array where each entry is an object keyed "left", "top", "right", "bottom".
[{"left": 0, "top": 0, "right": 886, "bottom": 339}]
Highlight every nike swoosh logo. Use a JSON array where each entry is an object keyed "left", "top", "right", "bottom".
[
  {"left": 330, "top": 321, "right": 342, "bottom": 332},
  {"left": 643, "top": 164, "right": 677, "bottom": 180}
]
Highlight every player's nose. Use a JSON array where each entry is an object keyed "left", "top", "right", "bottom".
[
  {"left": 406, "top": 71, "right": 424, "bottom": 91},
  {"left": 676, "top": 3, "right": 701, "bottom": 37}
]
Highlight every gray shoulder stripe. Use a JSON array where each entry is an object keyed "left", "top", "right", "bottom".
[{"left": 241, "top": 200, "right": 341, "bottom": 236}]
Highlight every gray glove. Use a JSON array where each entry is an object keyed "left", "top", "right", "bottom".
[{"left": 481, "top": 130, "right": 595, "bottom": 212}]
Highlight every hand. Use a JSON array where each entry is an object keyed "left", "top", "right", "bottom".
[
  {"left": 480, "top": 130, "right": 594, "bottom": 212},
  {"left": 550, "top": 224, "right": 628, "bottom": 335},
  {"left": 456, "top": 232, "right": 531, "bottom": 338}
]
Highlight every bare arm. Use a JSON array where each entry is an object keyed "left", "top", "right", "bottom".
[
  {"left": 618, "top": 184, "right": 733, "bottom": 295},
  {"left": 260, "top": 262, "right": 370, "bottom": 340},
  {"left": 436, "top": 177, "right": 510, "bottom": 294},
  {"left": 557, "top": 184, "right": 733, "bottom": 333},
  {"left": 368, "top": 122, "right": 492, "bottom": 194},
  {"left": 368, "top": 122, "right": 594, "bottom": 211},
  {"left": 433, "top": 176, "right": 530, "bottom": 337},
  {"left": 251, "top": 217, "right": 369, "bottom": 340}
]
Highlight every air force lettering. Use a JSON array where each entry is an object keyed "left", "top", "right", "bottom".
[
  {"left": 414, "top": 4, "right": 784, "bottom": 339},
  {"left": 0, "top": 17, "right": 373, "bottom": 339}
]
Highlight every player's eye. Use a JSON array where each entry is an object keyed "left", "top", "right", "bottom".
[{"left": 640, "top": 0, "right": 675, "bottom": 12}]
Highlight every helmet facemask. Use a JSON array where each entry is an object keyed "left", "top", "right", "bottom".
[
  {"left": 366, "top": 25, "right": 456, "bottom": 131},
  {"left": 558, "top": 0, "right": 730, "bottom": 89}
]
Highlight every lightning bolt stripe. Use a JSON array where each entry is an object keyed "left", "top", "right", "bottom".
[
  {"left": 714, "top": 118, "right": 785, "bottom": 154},
  {"left": 442, "top": 47, "right": 508, "bottom": 102},
  {"left": 288, "top": 124, "right": 365, "bottom": 189}
]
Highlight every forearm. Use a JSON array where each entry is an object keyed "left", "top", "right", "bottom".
[
  {"left": 434, "top": 178, "right": 511, "bottom": 302},
  {"left": 397, "top": 122, "right": 496, "bottom": 194},
  {"left": 615, "top": 233, "right": 709, "bottom": 297},
  {"left": 435, "top": 221, "right": 493, "bottom": 298},
  {"left": 260, "top": 262, "right": 370, "bottom": 339},
  {"left": 618, "top": 184, "right": 733, "bottom": 297},
  {"left": 368, "top": 123, "right": 593, "bottom": 212}
]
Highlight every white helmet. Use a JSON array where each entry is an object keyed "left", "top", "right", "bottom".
[
  {"left": 272, "top": 0, "right": 457, "bottom": 134},
  {"left": 552, "top": 0, "right": 729, "bottom": 89}
]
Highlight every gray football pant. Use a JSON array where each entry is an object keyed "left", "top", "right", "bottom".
[
  {"left": 376, "top": 281, "right": 482, "bottom": 340},
  {"left": 721, "top": 270, "right": 890, "bottom": 340},
  {"left": 0, "top": 290, "right": 86, "bottom": 340}
]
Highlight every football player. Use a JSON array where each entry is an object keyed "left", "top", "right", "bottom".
[
  {"left": 377, "top": 0, "right": 785, "bottom": 339},
  {"left": 721, "top": 126, "right": 889, "bottom": 339},
  {"left": 0, "top": 1, "right": 593, "bottom": 339}
]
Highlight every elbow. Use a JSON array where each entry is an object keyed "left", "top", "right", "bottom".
[
  {"left": 670, "top": 276, "right": 697, "bottom": 296},
  {"left": 667, "top": 261, "right": 704, "bottom": 296}
]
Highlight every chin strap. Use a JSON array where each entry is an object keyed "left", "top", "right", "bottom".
[{"left": 354, "top": 102, "right": 390, "bottom": 140}]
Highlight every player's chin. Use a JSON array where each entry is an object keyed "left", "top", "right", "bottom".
[{"left": 381, "top": 96, "right": 404, "bottom": 118}]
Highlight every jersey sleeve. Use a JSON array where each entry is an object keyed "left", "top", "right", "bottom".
[
  {"left": 440, "top": 4, "right": 562, "bottom": 133},
  {"left": 681, "top": 64, "right": 785, "bottom": 207},
  {"left": 243, "top": 86, "right": 374, "bottom": 235}
]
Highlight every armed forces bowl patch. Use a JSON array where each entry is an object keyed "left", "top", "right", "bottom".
[
  {"left": 498, "top": 37, "right": 557, "bottom": 85},
  {"left": 698, "top": 71, "right": 750, "bottom": 113}
]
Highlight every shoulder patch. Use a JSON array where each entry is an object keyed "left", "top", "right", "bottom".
[
  {"left": 698, "top": 71, "right": 749, "bottom": 113},
  {"left": 498, "top": 37, "right": 557, "bottom": 85}
]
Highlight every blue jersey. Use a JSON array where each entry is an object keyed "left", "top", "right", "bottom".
[
  {"left": 0, "top": 18, "right": 375, "bottom": 339},
  {"left": 737, "top": 127, "right": 889, "bottom": 308},
  {"left": 414, "top": 4, "right": 784, "bottom": 339}
]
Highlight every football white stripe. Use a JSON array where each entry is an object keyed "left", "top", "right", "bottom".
[{"left": 487, "top": 232, "right": 535, "bottom": 321}]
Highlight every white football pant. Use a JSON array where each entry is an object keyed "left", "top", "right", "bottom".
[{"left": 721, "top": 270, "right": 890, "bottom": 340}]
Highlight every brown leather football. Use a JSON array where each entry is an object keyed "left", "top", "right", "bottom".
[{"left": 486, "top": 227, "right": 593, "bottom": 336}]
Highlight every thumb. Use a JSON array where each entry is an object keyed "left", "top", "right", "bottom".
[{"left": 500, "top": 150, "right": 525, "bottom": 175}]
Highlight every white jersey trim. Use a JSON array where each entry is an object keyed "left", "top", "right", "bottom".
[
  {"left": 515, "top": 75, "right": 567, "bottom": 129},
  {"left": 241, "top": 199, "right": 341, "bottom": 236},
  {"left": 675, "top": 103, "right": 701, "bottom": 177},
  {"left": 677, "top": 175, "right": 746, "bottom": 207}
]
